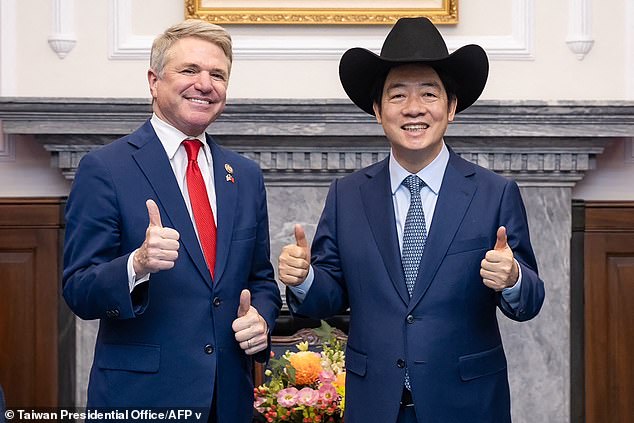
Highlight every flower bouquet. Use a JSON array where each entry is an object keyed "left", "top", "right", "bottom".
[{"left": 254, "top": 321, "right": 346, "bottom": 423}]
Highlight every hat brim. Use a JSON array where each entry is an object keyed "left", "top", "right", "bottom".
[{"left": 339, "top": 44, "right": 489, "bottom": 115}]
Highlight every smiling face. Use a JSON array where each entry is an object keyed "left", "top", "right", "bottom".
[
  {"left": 148, "top": 36, "right": 230, "bottom": 137},
  {"left": 373, "top": 63, "right": 457, "bottom": 173}
]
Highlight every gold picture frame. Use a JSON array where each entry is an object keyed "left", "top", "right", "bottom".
[{"left": 185, "top": 0, "right": 458, "bottom": 25}]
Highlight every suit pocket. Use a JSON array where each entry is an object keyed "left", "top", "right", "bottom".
[
  {"left": 232, "top": 226, "right": 256, "bottom": 241},
  {"left": 446, "top": 236, "right": 488, "bottom": 255},
  {"left": 459, "top": 344, "right": 506, "bottom": 381},
  {"left": 345, "top": 345, "right": 367, "bottom": 377},
  {"left": 96, "top": 343, "right": 160, "bottom": 373}
]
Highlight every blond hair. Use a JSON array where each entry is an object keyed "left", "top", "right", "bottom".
[{"left": 150, "top": 19, "right": 233, "bottom": 76}]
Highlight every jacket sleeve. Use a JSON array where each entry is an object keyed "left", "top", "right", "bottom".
[
  {"left": 291, "top": 178, "right": 350, "bottom": 319},
  {"left": 62, "top": 152, "right": 147, "bottom": 321},
  {"left": 496, "top": 179, "right": 545, "bottom": 321}
]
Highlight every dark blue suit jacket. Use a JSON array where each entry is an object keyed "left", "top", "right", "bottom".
[
  {"left": 63, "top": 120, "right": 281, "bottom": 421},
  {"left": 291, "top": 150, "right": 545, "bottom": 423}
]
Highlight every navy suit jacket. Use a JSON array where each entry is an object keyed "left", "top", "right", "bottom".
[
  {"left": 63, "top": 120, "right": 281, "bottom": 421},
  {"left": 290, "top": 149, "right": 545, "bottom": 423}
]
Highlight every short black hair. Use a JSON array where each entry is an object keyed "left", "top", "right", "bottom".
[{"left": 372, "top": 64, "right": 458, "bottom": 114}]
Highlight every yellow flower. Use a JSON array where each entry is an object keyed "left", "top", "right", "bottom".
[
  {"left": 289, "top": 351, "right": 322, "bottom": 385},
  {"left": 333, "top": 371, "right": 346, "bottom": 390}
]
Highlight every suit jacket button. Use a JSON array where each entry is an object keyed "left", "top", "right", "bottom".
[
  {"left": 204, "top": 344, "right": 214, "bottom": 354},
  {"left": 396, "top": 359, "right": 405, "bottom": 368},
  {"left": 112, "top": 309, "right": 120, "bottom": 317},
  {"left": 406, "top": 315, "right": 414, "bottom": 324},
  {"left": 212, "top": 297, "right": 221, "bottom": 307}
]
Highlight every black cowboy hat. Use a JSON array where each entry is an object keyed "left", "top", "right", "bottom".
[{"left": 339, "top": 17, "right": 489, "bottom": 115}]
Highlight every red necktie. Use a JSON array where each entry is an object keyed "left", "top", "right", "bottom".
[{"left": 182, "top": 139, "right": 217, "bottom": 278}]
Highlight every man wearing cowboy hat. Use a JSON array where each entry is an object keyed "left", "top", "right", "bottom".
[{"left": 278, "top": 17, "right": 545, "bottom": 423}]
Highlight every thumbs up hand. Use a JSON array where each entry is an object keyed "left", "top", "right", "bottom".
[
  {"left": 133, "top": 199, "right": 181, "bottom": 277},
  {"left": 480, "top": 226, "right": 519, "bottom": 291},
  {"left": 278, "top": 224, "right": 311, "bottom": 286},
  {"left": 232, "top": 289, "right": 268, "bottom": 355}
]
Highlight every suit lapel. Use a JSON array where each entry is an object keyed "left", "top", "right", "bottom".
[
  {"left": 209, "top": 137, "right": 236, "bottom": 285},
  {"left": 130, "top": 121, "right": 213, "bottom": 288},
  {"left": 360, "top": 158, "right": 409, "bottom": 305},
  {"left": 408, "top": 151, "right": 477, "bottom": 311}
]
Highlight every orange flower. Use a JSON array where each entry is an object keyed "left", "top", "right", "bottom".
[
  {"left": 333, "top": 372, "right": 346, "bottom": 390},
  {"left": 289, "top": 351, "right": 322, "bottom": 385}
]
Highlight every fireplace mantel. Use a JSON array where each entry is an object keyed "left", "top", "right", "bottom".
[{"left": 2, "top": 98, "right": 633, "bottom": 184}]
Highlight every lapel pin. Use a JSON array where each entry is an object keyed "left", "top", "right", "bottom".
[
  {"left": 226, "top": 174, "right": 235, "bottom": 183},
  {"left": 224, "top": 163, "right": 233, "bottom": 174}
]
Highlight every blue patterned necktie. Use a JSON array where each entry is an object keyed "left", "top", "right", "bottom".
[
  {"left": 401, "top": 175, "right": 427, "bottom": 297},
  {"left": 401, "top": 174, "right": 427, "bottom": 390}
]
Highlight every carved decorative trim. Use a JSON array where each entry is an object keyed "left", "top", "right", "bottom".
[
  {"left": 108, "top": 0, "right": 155, "bottom": 60},
  {"left": 185, "top": 0, "right": 458, "bottom": 25},
  {"left": 0, "top": 134, "right": 15, "bottom": 162},
  {"left": 109, "top": 0, "right": 534, "bottom": 61},
  {"left": 566, "top": 0, "right": 594, "bottom": 60},
  {"left": 48, "top": 0, "right": 76, "bottom": 59},
  {"left": 234, "top": 145, "right": 603, "bottom": 186}
]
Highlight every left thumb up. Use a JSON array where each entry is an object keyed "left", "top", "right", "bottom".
[
  {"left": 494, "top": 226, "right": 510, "bottom": 251},
  {"left": 237, "top": 289, "right": 251, "bottom": 318}
]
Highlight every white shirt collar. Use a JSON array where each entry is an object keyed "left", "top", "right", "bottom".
[
  {"left": 150, "top": 114, "right": 209, "bottom": 162},
  {"left": 389, "top": 142, "right": 449, "bottom": 195}
]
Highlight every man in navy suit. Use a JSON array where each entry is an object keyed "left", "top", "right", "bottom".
[
  {"left": 63, "top": 20, "right": 281, "bottom": 422},
  {"left": 278, "top": 17, "right": 545, "bottom": 423}
]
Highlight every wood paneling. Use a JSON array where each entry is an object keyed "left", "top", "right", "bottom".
[
  {"left": 0, "top": 198, "right": 65, "bottom": 408},
  {"left": 583, "top": 201, "right": 634, "bottom": 423}
]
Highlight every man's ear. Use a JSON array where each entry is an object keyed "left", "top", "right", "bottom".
[
  {"left": 147, "top": 69, "right": 159, "bottom": 99},
  {"left": 372, "top": 102, "right": 382, "bottom": 124},
  {"left": 448, "top": 96, "right": 457, "bottom": 122}
]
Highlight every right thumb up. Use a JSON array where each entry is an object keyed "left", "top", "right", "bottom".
[
  {"left": 278, "top": 224, "right": 311, "bottom": 286},
  {"left": 295, "top": 224, "right": 308, "bottom": 249},
  {"left": 146, "top": 199, "right": 163, "bottom": 228}
]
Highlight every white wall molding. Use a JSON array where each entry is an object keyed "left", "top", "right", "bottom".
[
  {"left": 109, "top": 0, "right": 534, "bottom": 61},
  {"left": 0, "top": 0, "right": 17, "bottom": 95},
  {"left": 108, "top": 0, "right": 155, "bottom": 60},
  {"left": 627, "top": 0, "right": 634, "bottom": 98},
  {"left": 566, "top": 0, "right": 594, "bottom": 60},
  {"left": 48, "top": 0, "right": 77, "bottom": 59}
]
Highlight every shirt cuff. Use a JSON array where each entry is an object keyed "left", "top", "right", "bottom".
[
  {"left": 501, "top": 259, "right": 522, "bottom": 309},
  {"left": 127, "top": 249, "right": 150, "bottom": 293},
  {"left": 288, "top": 266, "right": 315, "bottom": 303}
]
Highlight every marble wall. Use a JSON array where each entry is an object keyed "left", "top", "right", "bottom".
[{"left": 2, "top": 98, "right": 634, "bottom": 422}]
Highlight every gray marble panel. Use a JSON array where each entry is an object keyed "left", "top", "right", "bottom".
[
  {"left": 267, "top": 185, "right": 329, "bottom": 303},
  {"left": 500, "top": 187, "right": 572, "bottom": 423},
  {"left": 75, "top": 318, "right": 98, "bottom": 408}
]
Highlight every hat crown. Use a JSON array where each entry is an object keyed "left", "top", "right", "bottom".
[{"left": 380, "top": 17, "right": 449, "bottom": 61}]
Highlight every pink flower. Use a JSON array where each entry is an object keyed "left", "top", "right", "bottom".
[
  {"left": 318, "top": 383, "right": 337, "bottom": 404},
  {"left": 319, "top": 370, "right": 336, "bottom": 384},
  {"left": 254, "top": 395, "right": 267, "bottom": 413},
  {"left": 297, "top": 387, "right": 320, "bottom": 406},
  {"left": 277, "top": 387, "right": 299, "bottom": 408}
]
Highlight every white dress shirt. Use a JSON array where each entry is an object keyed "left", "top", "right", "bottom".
[
  {"left": 290, "top": 142, "right": 522, "bottom": 308},
  {"left": 126, "top": 114, "right": 217, "bottom": 291}
]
